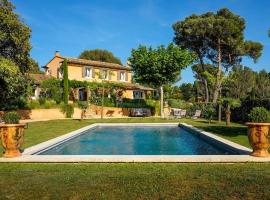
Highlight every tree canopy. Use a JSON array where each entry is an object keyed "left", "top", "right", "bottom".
[
  {"left": 0, "top": 0, "right": 32, "bottom": 73},
  {"left": 129, "top": 43, "right": 195, "bottom": 88},
  {"left": 79, "top": 49, "right": 122, "bottom": 65},
  {"left": 0, "top": 57, "right": 28, "bottom": 109},
  {"left": 128, "top": 43, "right": 195, "bottom": 117},
  {"left": 173, "top": 8, "right": 263, "bottom": 103}
]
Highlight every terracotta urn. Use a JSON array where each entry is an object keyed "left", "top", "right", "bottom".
[
  {"left": 246, "top": 122, "right": 270, "bottom": 157},
  {"left": 0, "top": 124, "right": 25, "bottom": 158}
]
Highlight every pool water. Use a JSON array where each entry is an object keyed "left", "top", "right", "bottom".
[{"left": 39, "top": 126, "right": 235, "bottom": 155}]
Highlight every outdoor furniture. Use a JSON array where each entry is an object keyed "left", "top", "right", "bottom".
[
  {"left": 192, "top": 110, "right": 201, "bottom": 119},
  {"left": 130, "top": 108, "right": 144, "bottom": 117},
  {"left": 180, "top": 110, "right": 187, "bottom": 118},
  {"left": 172, "top": 108, "right": 182, "bottom": 118}
]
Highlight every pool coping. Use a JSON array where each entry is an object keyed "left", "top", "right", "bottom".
[{"left": 0, "top": 123, "right": 269, "bottom": 163}]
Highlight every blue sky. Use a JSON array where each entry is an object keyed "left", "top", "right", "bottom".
[{"left": 12, "top": 0, "right": 270, "bottom": 84}]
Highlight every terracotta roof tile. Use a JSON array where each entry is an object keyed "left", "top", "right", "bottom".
[{"left": 62, "top": 57, "right": 132, "bottom": 71}]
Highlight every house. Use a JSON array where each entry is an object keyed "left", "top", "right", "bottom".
[{"left": 40, "top": 51, "right": 155, "bottom": 100}]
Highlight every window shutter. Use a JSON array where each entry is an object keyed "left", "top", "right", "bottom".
[
  {"left": 125, "top": 71, "right": 128, "bottom": 81},
  {"left": 82, "top": 67, "right": 85, "bottom": 77},
  {"left": 109, "top": 70, "right": 112, "bottom": 80},
  {"left": 117, "top": 71, "right": 120, "bottom": 81},
  {"left": 92, "top": 68, "right": 95, "bottom": 78}
]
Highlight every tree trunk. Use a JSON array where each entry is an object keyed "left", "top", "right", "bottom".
[
  {"left": 101, "top": 83, "right": 104, "bottom": 119},
  {"left": 218, "top": 104, "right": 222, "bottom": 123},
  {"left": 203, "top": 79, "right": 209, "bottom": 103},
  {"left": 218, "top": 87, "right": 222, "bottom": 123},
  {"left": 226, "top": 111, "right": 231, "bottom": 126},
  {"left": 213, "top": 39, "right": 222, "bottom": 103},
  {"left": 199, "top": 57, "right": 209, "bottom": 103},
  {"left": 226, "top": 105, "right": 231, "bottom": 126},
  {"left": 160, "top": 86, "right": 164, "bottom": 118}
]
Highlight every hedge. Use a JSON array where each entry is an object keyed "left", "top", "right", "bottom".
[{"left": 231, "top": 98, "right": 270, "bottom": 122}]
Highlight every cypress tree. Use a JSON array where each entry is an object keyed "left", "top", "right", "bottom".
[{"left": 62, "top": 59, "right": 69, "bottom": 104}]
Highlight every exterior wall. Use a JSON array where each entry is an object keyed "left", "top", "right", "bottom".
[
  {"left": 68, "top": 64, "right": 132, "bottom": 83},
  {"left": 46, "top": 57, "right": 64, "bottom": 77},
  {"left": 4, "top": 106, "right": 152, "bottom": 120},
  {"left": 68, "top": 65, "right": 84, "bottom": 81},
  {"left": 122, "top": 90, "right": 134, "bottom": 99}
]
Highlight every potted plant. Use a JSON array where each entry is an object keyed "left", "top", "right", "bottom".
[
  {"left": 0, "top": 112, "right": 25, "bottom": 158},
  {"left": 246, "top": 107, "right": 270, "bottom": 157}
]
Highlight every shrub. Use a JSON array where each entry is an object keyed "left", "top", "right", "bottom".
[
  {"left": 248, "top": 107, "right": 270, "bottom": 123},
  {"left": 3, "top": 112, "right": 20, "bottom": 124},
  {"left": 60, "top": 104, "right": 74, "bottom": 118},
  {"left": 77, "top": 101, "right": 89, "bottom": 110},
  {"left": 28, "top": 100, "right": 40, "bottom": 109},
  {"left": 38, "top": 97, "right": 46, "bottom": 105},
  {"left": 145, "top": 99, "right": 160, "bottom": 115},
  {"left": 231, "top": 98, "right": 270, "bottom": 122},
  {"left": 167, "top": 99, "right": 191, "bottom": 109},
  {"left": 203, "top": 104, "right": 216, "bottom": 123},
  {"left": 44, "top": 100, "right": 56, "bottom": 109}
]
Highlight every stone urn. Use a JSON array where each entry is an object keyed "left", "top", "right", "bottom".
[
  {"left": 246, "top": 122, "right": 270, "bottom": 157},
  {"left": 0, "top": 124, "right": 25, "bottom": 158}
]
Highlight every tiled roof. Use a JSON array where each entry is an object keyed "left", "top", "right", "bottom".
[
  {"left": 28, "top": 73, "right": 50, "bottom": 84},
  {"left": 107, "top": 81, "right": 155, "bottom": 91},
  {"left": 61, "top": 56, "right": 132, "bottom": 71}
]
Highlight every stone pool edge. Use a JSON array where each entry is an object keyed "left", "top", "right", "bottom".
[{"left": 0, "top": 123, "right": 269, "bottom": 163}]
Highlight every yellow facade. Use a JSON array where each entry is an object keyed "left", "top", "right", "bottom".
[{"left": 45, "top": 53, "right": 153, "bottom": 100}]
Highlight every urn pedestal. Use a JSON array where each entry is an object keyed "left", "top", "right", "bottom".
[
  {"left": 0, "top": 124, "right": 25, "bottom": 158},
  {"left": 246, "top": 123, "right": 270, "bottom": 157}
]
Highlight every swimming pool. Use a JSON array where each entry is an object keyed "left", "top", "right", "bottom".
[{"left": 37, "top": 125, "right": 239, "bottom": 155}]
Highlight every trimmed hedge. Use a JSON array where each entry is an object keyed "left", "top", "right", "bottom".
[{"left": 231, "top": 98, "right": 270, "bottom": 122}]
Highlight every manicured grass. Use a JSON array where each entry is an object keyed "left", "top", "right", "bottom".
[{"left": 0, "top": 163, "right": 269, "bottom": 200}]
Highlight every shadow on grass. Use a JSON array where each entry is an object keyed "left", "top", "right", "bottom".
[{"left": 197, "top": 125, "right": 247, "bottom": 137}]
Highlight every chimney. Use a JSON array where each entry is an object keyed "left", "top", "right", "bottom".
[{"left": 54, "top": 51, "right": 60, "bottom": 57}]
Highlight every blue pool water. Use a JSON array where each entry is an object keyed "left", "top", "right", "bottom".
[{"left": 39, "top": 126, "right": 235, "bottom": 155}]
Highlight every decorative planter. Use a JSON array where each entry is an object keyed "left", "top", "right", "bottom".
[
  {"left": 0, "top": 124, "right": 25, "bottom": 158},
  {"left": 246, "top": 122, "right": 270, "bottom": 157}
]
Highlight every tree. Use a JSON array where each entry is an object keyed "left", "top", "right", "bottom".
[
  {"left": 191, "top": 64, "right": 216, "bottom": 102},
  {"left": 129, "top": 43, "right": 195, "bottom": 117},
  {"left": 0, "top": 57, "right": 28, "bottom": 109},
  {"left": 179, "top": 83, "right": 195, "bottom": 101},
  {"left": 79, "top": 49, "right": 122, "bottom": 65},
  {"left": 224, "top": 65, "right": 257, "bottom": 99},
  {"left": 254, "top": 70, "right": 270, "bottom": 98},
  {"left": 173, "top": 8, "right": 263, "bottom": 103},
  {"left": 40, "top": 78, "right": 63, "bottom": 104},
  {"left": 173, "top": 15, "right": 210, "bottom": 102},
  {"left": 0, "top": 0, "right": 32, "bottom": 73},
  {"left": 222, "top": 98, "right": 241, "bottom": 126},
  {"left": 62, "top": 59, "right": 69, "bottom": 104},
  {"left": 28, "top": 58, "right": 42, "bottom": 73}
]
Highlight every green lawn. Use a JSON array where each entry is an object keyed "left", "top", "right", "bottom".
[{"left": 0, "top": 163, "right": 269, "bottom": 200}]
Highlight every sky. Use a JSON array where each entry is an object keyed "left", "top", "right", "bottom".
[{"left": 11, "top": 0, "right": 270, "bottom": 84}]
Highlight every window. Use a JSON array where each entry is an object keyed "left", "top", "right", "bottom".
[
  {"left": 101, "top": 69, "right": 108, "bottom": 80},
  {"left": 58, "top": 68, "right": 63, "bottom": 79},
  {"left": 85, "top": 67, "right": 92, "bottom": 78},
  {"left": 120, "top": 71, "right": 126, "bottom": 81},
  {"left": 133, "top": 91, "right": 143, "bottom": 99}
]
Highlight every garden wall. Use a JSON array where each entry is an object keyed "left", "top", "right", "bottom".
[{"left": 0, "top": 105, "right": 152, "bottom": 120}]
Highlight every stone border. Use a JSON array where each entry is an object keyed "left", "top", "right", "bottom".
[{"left": 0, "top": 123, "right": 269, "bottom": 163}]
